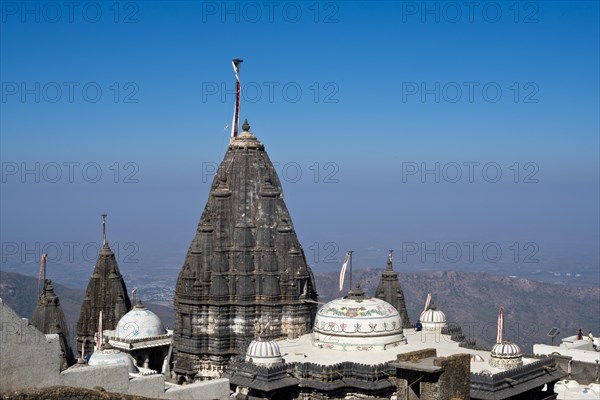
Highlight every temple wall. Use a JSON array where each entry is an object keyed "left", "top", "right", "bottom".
[
  {"left": 553, "top": 354, "right": 598, "bottom": 385},
  {"left": 433, "top": 354, "right": 470, "bottom": 400},
  {"left": 163, "top": 378, "right": 230, "bottom": 399},
  {"left": 1, "top": 300, "right": 230, "bottom": 399},
  {"left": 395, "top": 349, "right": 471, "bottom": 400},
  {"left": 61, "top": 364, "right": 130, "bottom": 393},
  {"left": 127, "top": 374, "right": 166, "bottom": 398},
  {"left": 0, "top": 300, "right": 62, "bottom": 390}
]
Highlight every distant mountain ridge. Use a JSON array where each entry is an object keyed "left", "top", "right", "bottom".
[
  {"left": 1, "top": 269, "right": 598, "bottom": 353},
  {"left": 0, "top": 271, "right": 175, "bottom": 346},
  {"left": 317, "top": 268, "right": 600, "bottom": 351}
]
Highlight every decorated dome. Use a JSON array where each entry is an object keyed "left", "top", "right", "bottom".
[
  {"left": 312, "top": 284, "right": 406, "bottom": 351},
  {"left": 489, "top": 342, "right": 523, "bottom": 369},
  {"left": 115, "top": 301, "right": 166, "bottom": 340},
  {"left": 245, "top": 339, "right": 283, "bottom": 367},
  {"left": 420, "top": 309, "right": 446, "bottom": 323},
  {"left": 491, "top": 342, "right": 522, "bottom": 358},
  {"left": 419, "top": 298, "right": 447, "bottom": 331},
  {"left": 88, "top": 346, "right": 138, "bottom": 373}
]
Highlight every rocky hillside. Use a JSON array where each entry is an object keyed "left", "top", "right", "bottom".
[
  {"left": 0, "top": 271, "right": 175, "bottom": 340},
  {"left": 2, "top": 269, "right": 598, "bottom": 353},
  {"left": 316, "top": 268, "right": 600, "bottom": 351}
]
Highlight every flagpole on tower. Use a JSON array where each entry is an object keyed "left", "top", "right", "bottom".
[
  {"left": 43, "top": 254, "right": 47, "bottom": 282},
  {"left": 102, "top": 213, "right": 107, "bottom": 246},
  {"left": 97, "top": 310, "right": 103, "bottom": 351},
  {"left": 339, "top": 251, "right": 351, "bottom": 292},
  {"left": 348, "top": 250, "right": 354, "bottom": 292},
  {"left": 231, "top": 58, "right": 244, "bottom": 138},
  {"left": 424, "top": 293, "right": 432, "bottom": 313},
  {"left": 497, "top": 307, "right": 504, "bottom": 344},
  {"left": 38, "top": 254, "right": 47, "bottom": 298}
]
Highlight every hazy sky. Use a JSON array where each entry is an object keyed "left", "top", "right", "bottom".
[{"left": 1, "top": 1, "right": 598, "bottom": 281}]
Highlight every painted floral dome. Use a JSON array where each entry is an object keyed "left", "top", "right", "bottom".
[
  {"left": 88, "top": 346, "right": 138, "bottom": 373},
  {"left": 245, "top": 339, "right": 283, "bottom": 367},
  {"left": 489, "top": 342, "right": 523, "bottom": 369},
  {"left": 312, "top": 284, "right": 406, "bottom": 351},
  {"left": 116, "top": 301, "right": 166, "bottom": 340}
]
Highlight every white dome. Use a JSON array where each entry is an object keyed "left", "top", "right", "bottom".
[
  {"left": 88, "top": 348, "right": 138, "bottom": 373},
  {"left": 245, "top": 339, "right": 283, "bottom": 367},
  {"left": 312, "top": 287, "right": 406, "bottom": 351},
  {"left": 491, "top": 342, "right": 522, "bottom": 357},
  {"left": 489, "top": 342, "right": 523, "bottom": 369},
  {"left": 419, "top": 299, "right": 448, "bottom": 331},
  {"left": 116, "top": 302, "right": 166, "bottom": 340},
  {"left": 420, "top": 309, "right": 446, "bottom": 323}
]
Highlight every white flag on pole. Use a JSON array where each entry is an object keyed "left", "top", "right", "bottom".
[
  {"left": 339, "top": 252, "right": 351, "bottom": 291},
  {"left": 496, "top": 307, "right": 504, "bottom": 344},
  {"left": 423, "top": 293, "right": 432, "bottom": 312},
  {"left": 96, "top": 310, "right": 103, "bottom": 351}
]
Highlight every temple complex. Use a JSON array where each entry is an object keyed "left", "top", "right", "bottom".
[
  {"left": 0, "top": 62, "right": 580, "bottom": 400},
  {"left": 225, "top": 288, "right": 563, "bottom": 399}
]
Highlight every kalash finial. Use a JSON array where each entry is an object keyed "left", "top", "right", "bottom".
[
  {"left": 348, "top": 282, "right": 366, "bottom": 301},
  {"left": 242, "top": 119, "right": 250, "bottom": 132}
]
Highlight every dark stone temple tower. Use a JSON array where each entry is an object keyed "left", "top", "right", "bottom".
[
  {"left": 31, "top": 279, "right": 75, "bottom": 369},
  {"left": 375, "top": 250, "right": 411, "bottom": 327},
  {"left": 173, "top": 121, "right": 318, "bottom": 381},
  {"left": 76, "top": 215, "right": 131, "bottom": 358}
]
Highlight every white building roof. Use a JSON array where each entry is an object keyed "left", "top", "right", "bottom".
[
  {"left": 279, "top": 328, "right": 537, "bottom": 376},
  {"left": 534, "top": 335, "right": 600, "bottom": 363}
]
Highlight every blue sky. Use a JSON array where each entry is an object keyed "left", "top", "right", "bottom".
[{"left": 1, "top": 1, "right": 598, "bottom": 283}]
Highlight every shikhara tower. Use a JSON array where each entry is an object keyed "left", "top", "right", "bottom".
[
  {"left": 76, "top": 215, "right": 131, "bottom": 358},
  {"left": 172, "top": 120, "right": 318, "bottom": 381},
  {"left": 31, "top": 279, "right": 75, "bottom": 370},
  {"left": 375, "top": 250, "right": 411, "bottom": 327}
]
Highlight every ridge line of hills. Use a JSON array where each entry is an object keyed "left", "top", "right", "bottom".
[{"left": 1, "top": 269, "right": 598, "bottom": 353}]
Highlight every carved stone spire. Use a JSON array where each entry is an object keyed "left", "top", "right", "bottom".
[
  {"left": 375, "top": 250, "right": 411, "bottom": 327},
  {"left": 31, "top": 279, "right": 75, "bottom": 370},
  {"left": 173, "top": 123, "right": 318, "bottom": 380},
  {"left": 76, "top": 216, "right": 131, "bottom": 359}
]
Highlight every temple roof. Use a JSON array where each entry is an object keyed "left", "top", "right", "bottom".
[
  {"left": 174, "top": 120, "right": 317, "bottom": 306},
  {"left": 375, "top": 251, "right": 410, "bottom": 327},
  {"left": 31, "top": 279, "right": 75, "bottom": 368},
  {"left": 76, "top": 216, "right": 131, "bottom": 358}
]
